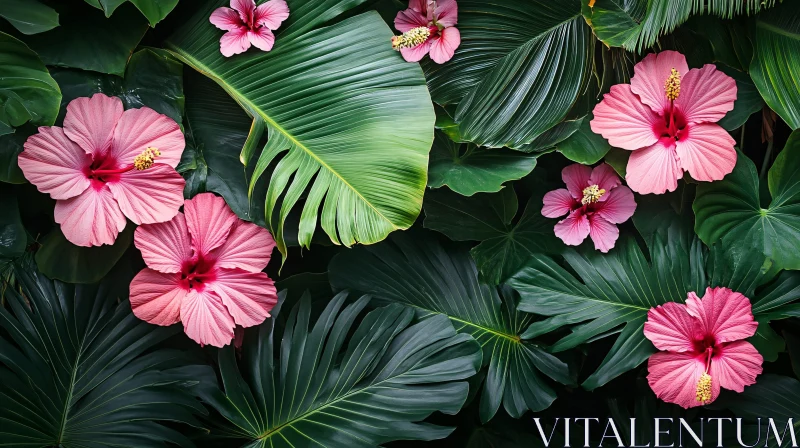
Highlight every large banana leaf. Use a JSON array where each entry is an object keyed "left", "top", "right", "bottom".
[
  {"left": 199, "top": 292, "right": 482, "bottom": 447},
  {"left": 0, "top": 266, "right": 213, "bottom": 448},
  {"left": 166, "top": 0, "right": 435, "bottom": 256},
  {"left": 424, "top": 0, "right": 592, "bottom": 149},
  {"left": 329, "top": 232, "right": 573, "bottom": 423}
]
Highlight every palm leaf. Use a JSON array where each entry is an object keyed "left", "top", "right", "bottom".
[
  {"left": 199, "top": 292, "right": 482, "bottom": 447},
  {"left": 0, "top": 266, "right": 213, "bottom": 447},
  {"left": 329, "top": 232, "right": 573, "bottom": 423},
  {"left": 166, "top": 0, "right": 434, "bottom": 257}
]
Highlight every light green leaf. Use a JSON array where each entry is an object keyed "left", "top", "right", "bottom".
[
  {"left": 750, "top": 0, "right": 800, "bottom": 130},
  {"left": 694, "top": 136, "right": 800, "bottom": 270},
  {"left": 555, "top": 115, "right": 612, "bottom": 164},
  {"left": 167, "top": 1, "right": 434, "bottom": 256},
  {"left": 201, "top": 293, "right": 482, "bottom": 446},
  {"left": 0, "top": 0, "right": 59, "bottom": 35},
  {"left": 428, "top": 131, "right": 537, "bottom": 196},
  {"left": 330, "top": 232, "right": 573, "bottom": 422},
  {"left": 424, "top": 0, "right": 592, "bottom": 149}
]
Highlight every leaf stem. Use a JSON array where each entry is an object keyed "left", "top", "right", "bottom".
[
  {"left": 760, "top": 139, "right": 774, "bottom": 180},
  {"left": 739, "top": 124, "right": 745, "bottom": 152}
]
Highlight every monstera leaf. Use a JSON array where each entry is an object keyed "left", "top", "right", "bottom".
[
  {"left": 330, "top": 232, "right": 573, "bottom": 423},
  {"left": 694, "top": 136, "right": 800, "bottom": 270},
  {"left": 166, "top": 0, "right": 434, "bottom": 256},
  {"left": 0, "top": 266, "right": 212, "bottom": 447},
  {"left": 199, "top": 292, "right": 482, "bottom": 447},
  {"left": 424, "top": 0, "right": 593, "bottom": 149}
]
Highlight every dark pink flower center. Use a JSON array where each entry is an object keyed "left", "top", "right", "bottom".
[
  {"left": 84, "top": 152, "right": 124, "bottom": 189},
  {"left": 180, "top": 255, "right": 218, "bottom": 292},
  {"left": 653, "top": 105, "right": 688, "bottom": 143}
]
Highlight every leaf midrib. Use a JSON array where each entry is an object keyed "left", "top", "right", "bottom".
[{"left": 165, "top": 46, "right": 399, "bottom": 231}]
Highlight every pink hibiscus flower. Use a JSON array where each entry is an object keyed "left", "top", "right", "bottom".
[
  {"left": 541, "top": 163, "right": 636, "bottom": 253},
  {"left": 393, "top": 0, "right": 461, "bottom": 64},
  {"left": 18, "top": 94, "right": 185, "bottom": 247},
  {"left": 591, "top": 51, "right": 737, "bottom": 195},
  {"left": 210, "top": 0, "right": 290, "bottom": 57},
  {"left": 130, "top": 193, "right": 278, "bottom": 348},
  {"left": 644, "top": 287, "right": 763, "bottom": 409}
]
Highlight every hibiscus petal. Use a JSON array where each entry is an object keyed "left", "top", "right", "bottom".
[
  {"left": 686, "top": 287, "right": 759, "bottom": 344},
  {"left": 129, "top": 268, "right": 185, "bottom": 325},
  {"left": 134, "top": 213, "right": 192, "bottom": 273},
  {"left": 400, "top": 39, "right": 432, "bottom": 62},
  {"left": 214, "top": 220, "right": 276, "bottom": 272},
  {"left": 554, "top": 210, "right": 590, "bottom": 246},
  {"left": 408, "top": 0, "right": 427, "bottom": 12},
  {"left": 541, "top": 189, "right": 575, "bottom": 218},
  {"left": 675, "top": 123, "right": 737, "bottom": 183},
  {"left": 589, "top": 163, "right": 621, "bottom": 197},
  {"left": 180, "top": 289, "right": 235, "bottom": 347},
  {"left": 184, "top": 193, "right": 237, "bottom": 256},
  {"left": 108, "top": 164, "right": 185, "bottom": 225},
  {"left": 248, "top": 28, "right": 275, "bottom": 52},
  {"left": 647, "top": 351, "right": 714, "bottom": 409},
  {"left": 590, "top": 84, "right": 662, "bottom": 150},
  {"left": 630, "top": 50, "right": 689, "bottom": 114},
  {"left": 254, "top": 0, "right": 289, "bottom": 30},
  {"left": 710, "top": 341, "right": 763, "bottom": 393},
  {"left": 626, "top": 140, "right": 683, "bottom": 195},
  {"left": 644, "top": 302, "right": 699, "bottom": 352},
  {"left": 429, "top": 28, "right": 460, "bottom": 64},
  {"left": 676, "top": 64, "right": 737, "bottom": 124},
  {"left": 209, "top": 6, "right": 242, "bottom": 31},
  {"left": 19, "top": 127, "right": 90, "bottom": 200},
  {"left": 395, "top": 8, "right": 428, "bottom": 32},
  {"left": 112, "top": 107, "right": 183, "bottom": 168},
  {"left": 231, "top": 0, "right": 255, "bottom": 23},
  {"left": 54, "top": 185, "right": 126, "bottom": 247},
  {"left": 433, "top": 0, "right": 458, "bottom": 27},
  {"left": 220, "top": 27, "right": 252, "bottom": 57},
  {"left": 588, "top": 215, "right": 619, "bottom": 253},
  {"left": 595, "top": 186, "right": 636, "bottom": 224},
  {"left": 562, "top": 163, "right": 592, "bottom": 199},
  {"left": 63, "top": 94, "right": 123, "bottom": 155},
  {"left": 210, "top": 269, "right": 278, "bottom": 327}
]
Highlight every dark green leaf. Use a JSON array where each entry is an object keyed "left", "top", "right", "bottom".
[
  {"left": 604, "top": 147, "right": 631, "bottom": 178},
  {"left": 425, "top": 0, "right": 592, "bottom": 149},
  {"left": 0, "top": 0, "right": 59, "bottom": 35},
  {"left": 0, "top": 127, "right": 29, "bottom": 183},
  {"left": 167, "top": 0, "right": 434, "bottom": 257},
  {"left": 555, "top": 115, "right": 612, "bottom": 164},
  {"left": 0, "top": 32, "right": 61, "bottom": 129},
  {"left": 717, "top": 64, "right": 764, "bottom": 131},
  {"left": 24, "top": 2, "right": 149, "bottom": 76},
  {"left": 86, "top": 0, "right": 179, "bottom": 26},
  {"left": 330, "top": 232, "right": 573, "bottom": 422},
  {"left": 515, "top": 118, "right": 583, "bottom": 154},
  {"left": 35, "top": 224, "right": 133, "bottom": 284},
  {"left": 694, "top": 136, "right": 800, "bottom": 270},
  {"left": 0, "top": 266, "right": 212, "bottom": 447},
  {"left": 202, "top": 292, "right": 482, "bottom": 446},
  {"left": 428, "top": 132, "right": 537, "bottom": 196},
  {"left": 0, "top": 184, "right": 25, "bottom": 259}
]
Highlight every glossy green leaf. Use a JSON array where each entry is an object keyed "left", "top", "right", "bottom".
[
  {"left": 555, "top": 115, "right": 612, "bottom": 164},
  {"left": 0, "top": 0, "right": 58, "bottom": 35},
  {"left": 694, "top": 136, "right": 800, "bottom": 270},
  {"left": 35, "top": 224, "right": 133, "bottom": 284},
  {"left": 330, "top": 232, "right": 573, "bottom": 422},
  {"left": 85, "top": 0, "right": 179, "bottom": 26},
  {"left": 201, "top": 292, "right": 482, "bottom": 446},
  {"left": 428, "top": 131, "right": 537, "bottom": 196},
  {"left": 424, "top": 0, "right": 592, "bottom": 149},
  {"left": 0, "top": 128, "right": 29, "bottom": 183},
  {"left": 0, "top": 184, "right": 25, "bottom": 259},
  {"left": 604, "top": 147, "right": 630, "bottom": 178},
  {"left": 516, "top": 118, "right": 583, "bottom": 154},
  {"left": 0, "top": 32, "right": 61, "bottom": 131},
  {"left": 717, "top": 64, "right": 764, "bottom": 131},
  {"left": 0, "top": 266, "right": 212, "bottom": 448},
  {"left": 24, "top": 2, "right": 149, "bottom": 76},
  {"left": 423, "top": 187, "right": 561, "bottom": 284},
  {"left": 167, "top": 0, "right": 434, "bottom": 256},
  {"left": 750, "top": 0, "right": 800, "bottom": 130}
]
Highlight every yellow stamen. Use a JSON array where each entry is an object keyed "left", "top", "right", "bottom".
[
  {"left": 392, "top": 26, "right": 431, "bottom": 50},
  {"left": 696, "top": 373, "right": 712, "bottom": 403},
  {"left": 665, "top": 68, "right": 681, "bottom": 101},
  {"left": 581, "top": 184, "right": 606, "bottom": 205},
  {"left": 133, "top": 147, "right": 161, "bottom": 170}
]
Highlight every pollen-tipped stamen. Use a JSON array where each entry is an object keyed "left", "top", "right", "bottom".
[
  {"left": 581, "top": 184, "right": 606, "bottom": 205},
  {"left": 392, "top": 26, "right": 431, "bottom": 50},
  {"left": 134, "top": 147, "right": 161, "bottom": 171},
  {"left": 665, "top": 68, "right": 681, "bottom": 101},
  {"left": 695, "top": 373, "right": 712, "bottom": 403}
]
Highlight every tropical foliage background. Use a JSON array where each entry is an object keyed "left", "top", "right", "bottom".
[{"left": 1, "top": 0, "right": 800, "bottom": 446}]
